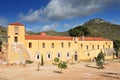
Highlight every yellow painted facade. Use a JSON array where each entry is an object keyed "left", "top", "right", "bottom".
[{"left": 7, "top": 22, "right": 115, "bottom": 64}]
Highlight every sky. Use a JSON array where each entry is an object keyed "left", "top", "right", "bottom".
[{"left": 0, "top": 0, "right": 120, "bottom": 32}]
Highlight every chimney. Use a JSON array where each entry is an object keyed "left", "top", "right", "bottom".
[
  {"left": 40, "top": 32, "right": 47, "bottom": 36},
  {"left": 82, "top": 36, "right": 84, "bottom": 41},
  {"left": 74, "top": 37, "right": 78, "bottom": 43}
]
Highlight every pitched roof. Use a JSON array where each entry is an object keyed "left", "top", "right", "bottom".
[
  {"left": 79, "top": 37, "right": 110, "bottom": 41},
  {"left": 9, "top": 22, "right": 24, "bottom": 26},
  {"left": 25, "top": 35, "right": 73, "bottom": 40},
  {"left": 25, "top": 33, "right": 110, "bottom": 41}
]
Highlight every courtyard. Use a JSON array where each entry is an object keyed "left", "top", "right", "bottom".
[{"left": 0, "top": 60, "right": 120, "bottom": 80}]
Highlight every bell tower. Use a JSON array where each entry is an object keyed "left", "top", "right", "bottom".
[
  {"left": 7, "top": 22, "right": 26, "bottom": 64},
  {"left": 8, "top": 22, "right": 25, "bottom": 43}
]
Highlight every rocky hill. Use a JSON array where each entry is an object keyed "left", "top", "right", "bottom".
[
  {"left": 0, "top": 18, "right": 120, "bottom": 41},
  {"left": 42, "top": 18, "right": 120, "bottom": 40},
  {"left": 83, "top": 18, "right": 120, "bottom": 40}
]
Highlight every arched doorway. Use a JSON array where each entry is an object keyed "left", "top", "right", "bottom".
[
  {"left": 74, "top": 54, "right": 78, "bottom": 61},
  {"left": 74, "top": 51, "right": 78, "bottom": 61}
]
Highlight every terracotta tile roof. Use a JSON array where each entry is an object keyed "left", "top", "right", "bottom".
[
  {"left": 79, "top": 37, "right": 110, "bottom": 41},
  {"left": 25, "top": 35, "right": 73, "bottom": 40},
  {"left": 9, "top": 22, "right": 24, "bottom": 26},
  {"left": 25, "top": 32, "right": 111, "bottom": 41},
  {"left": 25, "top": 34, "right": 110, "bottom": 41}
]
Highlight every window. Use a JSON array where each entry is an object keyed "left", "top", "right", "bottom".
[
  {"left": 57, "top": 53, "right": 61, "bottom": 58},
  {"left": 35, "top": 53, "right": 40, "bottom": 60},
  {"left": 88, "top": 53, "right": 90, "bottom": 56},
  {"left": 92, "top": 45, "right": 94, "bottom": 49},
  {"left": 98, "top": 45, "right": 99, "bottom": 49},
  {"left": 86, "top": 45, "right": 88, "bottom": 49},
  {"left": 14, "top": 26, "right": 19, "bottom": 34},
  {"left": 75, "top": 51, "right": 77, "bottom": 54},
  {"left": 29, "top": 42, "right": 32, "bottom": 48},
  {"left": 81, "top": 44, "right": 83, "bottom": 48},
  {"left": 42, "top": 43, "right": 45, "bottom": 48},
  {"left": 14, "top": 37, "right": 18, "bottom": 42},
  {"left": 51, "top": 43, "right": 54, "bottom": 48},
  {"left": 68, "top": 42, "right": 71, "bottom": 48},
  {"left": 61, "top": 42, "right": 64, "bottom": 48},
  {"left": 47, "top": 54, "right": 51, "bottom": 59},
  {"left": 103, "top": 45, "right": 105, "bottom": 48},
  {"left": 37, "top": 55, "right": 40, "bottom": 59},
  {"left": 67, "top": 53, "right": 69, "bottom": 57}
]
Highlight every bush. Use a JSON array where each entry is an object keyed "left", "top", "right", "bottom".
[
  {"left": 58, "top": 61, "right": 67, "bottom": 71},
  {"left": 54, "top": 57, "right": 60, "bottom": 63},
  {"left": 25, "top": 60, "right": 33, "bottom": 64},
  {"left": 53, "top": 58, "right": 68, "bottom": 72}
]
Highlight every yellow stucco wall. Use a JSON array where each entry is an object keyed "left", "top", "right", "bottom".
[
  {"left": 8, "top": 24, "right": 26, "bottom": 63},
  {"left": 25, "top": 40, "right": 77, "bottom": 63},
  {"left": 7, "top": 23, "right": 115, "bottom": 64}
]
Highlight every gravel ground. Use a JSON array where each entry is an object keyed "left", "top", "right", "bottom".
[{"left": 0, "top": 60, "right": 120, "bottom": 80}]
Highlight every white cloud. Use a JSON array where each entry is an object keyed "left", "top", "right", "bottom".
[
  {"left": 41, "top": 23, "right": 59, "bottom": 31},
  {"left": 19, "top": 9, "right": 42, "bottom": 23},
  {"left": 19, "top": 0, "right": 119, "bottom": 22},
  {"left": 63, "top": 24, "right": 70, "bottom": 28},
  {"left": 0, "top": 16, "right": 8, "bottom": 26},
  {"left": 26, "top": 26, "right": 41, "bottom": 32},
  {"left": 26, "top": 23, "right": 59, "bottom": 32}
]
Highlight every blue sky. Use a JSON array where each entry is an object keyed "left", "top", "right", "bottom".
[{"left": 0, "top": 0, "right": 120, "bottom": 32}]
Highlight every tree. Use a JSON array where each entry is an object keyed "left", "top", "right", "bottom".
[
  {"left": 54, "top": 57, "right": 60, "bottom": 63},
  {"left": 25, "top": 60, "right": 33, "bottom": 64},
  {"left": 68, "top": 26, "right": 91, "bottom": 37},
  {"left": 95, "top": 52, "right": 105, "bottom": 69},
  {"left": 58, "top": 61, "right": 67, "bottom": 71},
  {"left": 113, "top": 40, "right": 120, "bottom": 57},
  {"left": 53, "top": 58, "right": 67, "bottom": 72},
  {"left": 0, "top": 41, "right": 2, "bottom": 51},
  {"left": 41, "top": 54, "right": 44, "bottom": 66}
]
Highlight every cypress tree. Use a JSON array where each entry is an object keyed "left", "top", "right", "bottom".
[{"left": 41, "top": 54, "right": 44, "bottom": 66}]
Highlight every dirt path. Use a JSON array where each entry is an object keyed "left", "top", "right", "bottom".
[{"left": 0, "top": 61, "right": 120, "bottom": 80}]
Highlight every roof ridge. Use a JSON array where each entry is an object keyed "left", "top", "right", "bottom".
[{"left": 9, "top": 22, "right": 24, "bottom": 26}]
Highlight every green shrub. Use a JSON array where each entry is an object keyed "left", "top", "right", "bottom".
[
  {"left": 53, "top": 58, "right": 67, "bottom": 72},
  {"left": 58, "top": 61, "right": 67, "bottom": 71},
  {"left": 25, "top": 60, "right": 33, "bottom": 64},
  {"left": 54, "top": 57, "right": 60, "bottom": 63}
]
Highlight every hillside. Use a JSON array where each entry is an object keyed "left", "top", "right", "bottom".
[
  {"left": 83, "top": 18, "right": 120, "bottom": 40},
  {"left": 45, "top": 30, "right": 69, "bottom": 36},
  {"left": 44, "top": 18, "right": 120, "bottom": 40},
  {"left": 0, "top": 18, "right": 120, "bottom": 42},
  {"left": 26, "top": 30, "right": 69, "bottom": 36},
  {"left": 0, "top": 26, "right": 7, "bottom": 42}
]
